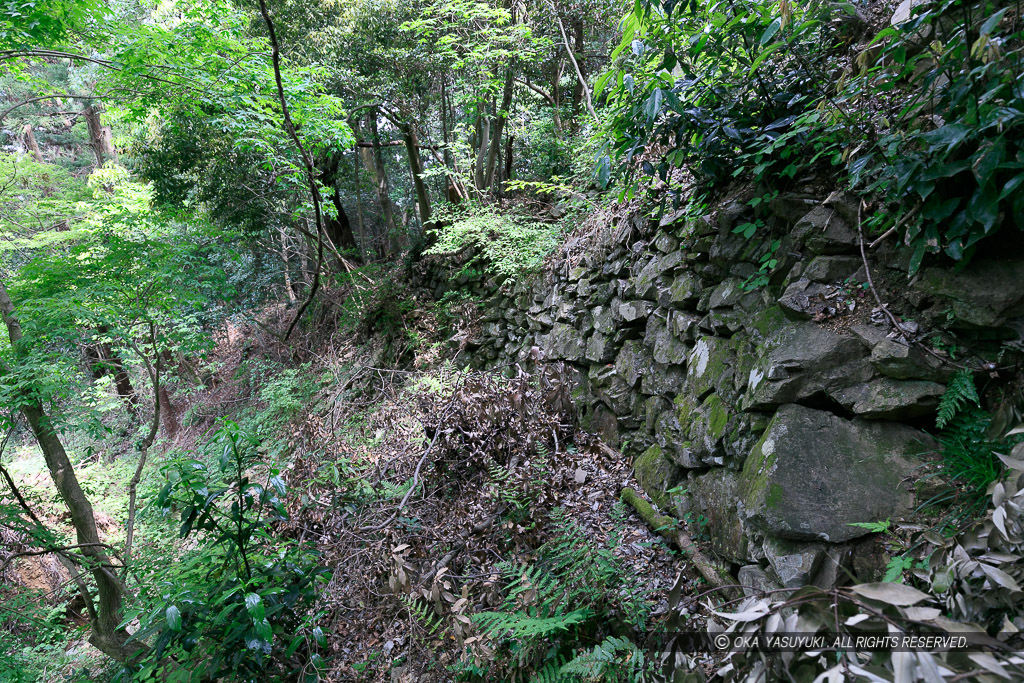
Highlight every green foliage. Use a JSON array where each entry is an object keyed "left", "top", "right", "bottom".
[
  {"left": 257, "top": 364, "right": 322, "bottom": 427},
  {"left": 929, "top": 370, "right": 1024, "bottom": 524},
  {"left": 847, "top": 0, "right": 1024, "bottom": 269},
  {"left": 0, "top": 0, "right": 107, "bottom": 50},
  {"left": 598, "top": 0, "right": 846, "bottom": 203},
  {"left": 427, "top": 203, "right": 560, "bottom": 277},
  {"left": 936, "top": 369, "right": 981, "bottom": 429},
  {"left": 465, "top": 508, "right": 654, "bottom": 681},
  {"left": 125, "top": 422, "right": 329, "bottom": 681}
]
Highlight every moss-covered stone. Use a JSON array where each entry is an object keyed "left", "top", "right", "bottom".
[
  {"left": 634, "top": 444, "right": 678, "bottom": 509},
  {"left": 686, "top": 336, "right": 736, "bottom": 400},
  {"left": 683, "top": 469, "right": 749, "bottom": 563},
  {"left": 738, "top": 404, "right": 926, "bottom": 543}
]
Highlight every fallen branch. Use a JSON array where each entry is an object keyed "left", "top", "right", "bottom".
[{"left": 620, "top": 486, "right": 740, "bottom": 601}]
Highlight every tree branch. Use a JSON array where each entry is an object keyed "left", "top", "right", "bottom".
[{"left": 257, "top": 0, "right": 327, "bottom": 340}]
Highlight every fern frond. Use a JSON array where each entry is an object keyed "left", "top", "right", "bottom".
[
  {"left": 473, "top": 608, "right": 593, "bottom": 639},
  {"left": 400, "top": 595, "right": 442, "bottom": 638},
  {"left": 378, "top": 476, "right": 415, "bottom": 500},
  {"left": 559, "top": 636, "right": 648, "bottom": 681},
  {"left": 936, "top": 369, "right": 979, "bottom": 428}
]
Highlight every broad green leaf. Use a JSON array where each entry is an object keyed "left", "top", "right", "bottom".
[
  {"left": 166, "top": 605, "right": 182, "bottom": 632},
  {"left": 759, "top": 17, "right": 781, "bottom": 45}
]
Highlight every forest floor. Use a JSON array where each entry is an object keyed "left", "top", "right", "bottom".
[{"left": 1, "top": 292, "right": 713, "bottom": 681}]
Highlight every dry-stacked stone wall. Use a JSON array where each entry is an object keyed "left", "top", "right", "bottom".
[{"left": 416, "top": 191, "right": 1024, "bottom": 592}]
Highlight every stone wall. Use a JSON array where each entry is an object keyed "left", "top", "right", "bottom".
[{"left": 417, "top": 190, "right": 1024, "bottom": 592}]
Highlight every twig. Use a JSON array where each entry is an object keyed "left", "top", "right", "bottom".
[
  {"left": 359, "top": 427, "right": 441, "bottom": 533},
  {"left": 868, "top": 204, "right": 921, "bottom": 249},
  {"left": 857, "top": 200, "right": 906, "bottom": 334},
  {"left": 857, "top": 201, "right": 969, "bottom": 371}
]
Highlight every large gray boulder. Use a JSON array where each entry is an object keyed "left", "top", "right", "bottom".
[
  {"left": 915, "top": 260, "right": 1024, "bottom": 329},
  {"left": 738, "top": 404, "right": 926, "bottom": 543},
  {"left": 829, "top": 377, "right": 944, "bottom": 419},
  {"left": 742, "top": 323, "right": 871, "bottom": 411},
  {"left": 543, "top": 323, "right": 584, "bottom": 361}
]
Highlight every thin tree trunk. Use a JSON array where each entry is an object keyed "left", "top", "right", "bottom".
[
  {"left": 123, "top": 325, "right": 160, "bottom": 571},
  {"left": 571, "top": 18, "right": 585, "bottom": 114},
  {"left": 365, "top": 112, "right": 399, "bottom": 255},
  {"left": 474, "top": 114, "right": 489, "bottom": 191},
  {"left": 319, "top": 156, "right": 359, "bottom": 257},
  {"left": 402, "top": 126, "right": 432, "bottom": 232},
  {"left": 484, "top": 70, "right": 514, "bottom": 191},
  {"left": 0, "top": 279, "right": 142, "bottom": 663},
  {"left": 353, "top": 149, "right": 365, "bottom": 257},
  {"left": 85, "top": 328, "right": 139, "bottom": 420},
  {"left": 158, "top": 384, "right": 178, "bottom": 440},
  {"left": 551, "top": 7, "right": 598, "bottom": 123},
  {"left": 504, "top": 131, "right": 514, "bottom": 187},
  {"left": 552, "top": 60, "right": 563, "bottom": 134},
  {"left": 440, "top": 77, "right": 453, "bottom": 170},
  {"left": 23, "top": 124, "right": 42, "bottom": 163},
  {"left": 280, "top": 228, "right": 296, "bottom": 302}
]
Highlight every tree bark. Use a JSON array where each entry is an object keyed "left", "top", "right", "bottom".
[
  {"left": 484, "top": 70, "right": 514, "bottom": 191},
  {"left": 85, "top": 326, "right": 138, "bottom": 419},
  {"left": 23, "top": 124, "right": 42, "bottom": 163},
  {"left": 156, "top": 351, "right": 180, "bottom": 440},
  {"left": 82, "top": 105, "right": 116, "bottom": 166},
  {"left": 0, "top": 279, "right": 142, "bottom": 663},
  {"left": 402, "top": 125, "right": 433, "bottom": 233},
  {"left": 503, "top": 131, "right": 515, "bottom": 187},
  {"left": 550, "top": 5, "right": 598, "bottom": 123},
  {"left": 363, "top": 112, "right": 400, "bottom": 256},
  {"left": 318, "top": 155, "right": 360, "bottom": 257},
  {"left": 552, "top": 60, "right": 564, "bottom": 134},
  {"left": 571, "top": 18, "right": 586, "bottom": 114},
  {"left": 474, "top": 114, "right": 489, "bottom": 191},
  {"left": 279, "top": 229, "right": 296, "bottom": 303}
]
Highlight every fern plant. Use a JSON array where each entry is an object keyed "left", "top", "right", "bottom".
[
  {"left": 936, "top": 369, "right": 980, "bottom": 429},
  {"left": 466, "top": 509, "right": 655, "bottom": 682},
  {"left": 932, "top": 372, "right": 1024, "bottom": 525}
]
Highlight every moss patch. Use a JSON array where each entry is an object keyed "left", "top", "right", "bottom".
[{"left": 634, "top": 444, "right": 677, "bottom": 509}]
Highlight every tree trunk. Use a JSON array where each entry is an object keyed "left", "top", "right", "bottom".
[
  {"left": 82, "top": 105, "right": 116, "bottom": 167},
  {"left": 571, "top": 18, "right": 586, "bottom": 114},
  {"left": 158, "top": 385, "right": 178, "bottom": 439},
  {"left": 85, "top": 329, "right": 139, "bottom": 420},
  {"left": 552, "top": 60, "right": 563, "bottom": 134},
  {"left": 503, "top": 131, "right": 515, "bottom": 187},
  {"left": 0, "top": 280, "right": 142, "bottom": 664},
  {"left": 353, "top": 149, "right": 366, "bottom": 257},
  {"left": 363, "top": 112, "right": 400, "bottom": 256},
  {"left": 318, "top": 156, "right": 360, "bottom": 257},
  {"left": 23, "top": 124, "right": 42, "bottom": 163},
  {"left": 474, "top": 114, "right": 489, "bottom": 191},
  {"left": 279, "top": 229, "right": 296, "bottom": 303},
  {"left": 484, "top": 70, "right": 515, "bottom": 191},
  {"left": 402, "top": 126, "right": 432, "bottom": 233}
]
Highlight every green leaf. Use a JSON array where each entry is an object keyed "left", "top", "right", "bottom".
[
  {"left": 166, "top": 605, "right": 182, "bottom": 632},
  {"left": 999, "top": 173, "right": 1024, "bottom": 201},
  {"left": 748, "top": 42, "right": 783, "bottom": 76},
  {"left": 759, "top": 17, "right": 781, "bottom": 45},
  {"left": 979, "top": 8, "right": 1007, "bottom": 36},
  {"left": 643, "top": 88, "right": 663, "bottom": 122},
  {"left": 244, "top": 592, "right": 265, "bottom": 621}
]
